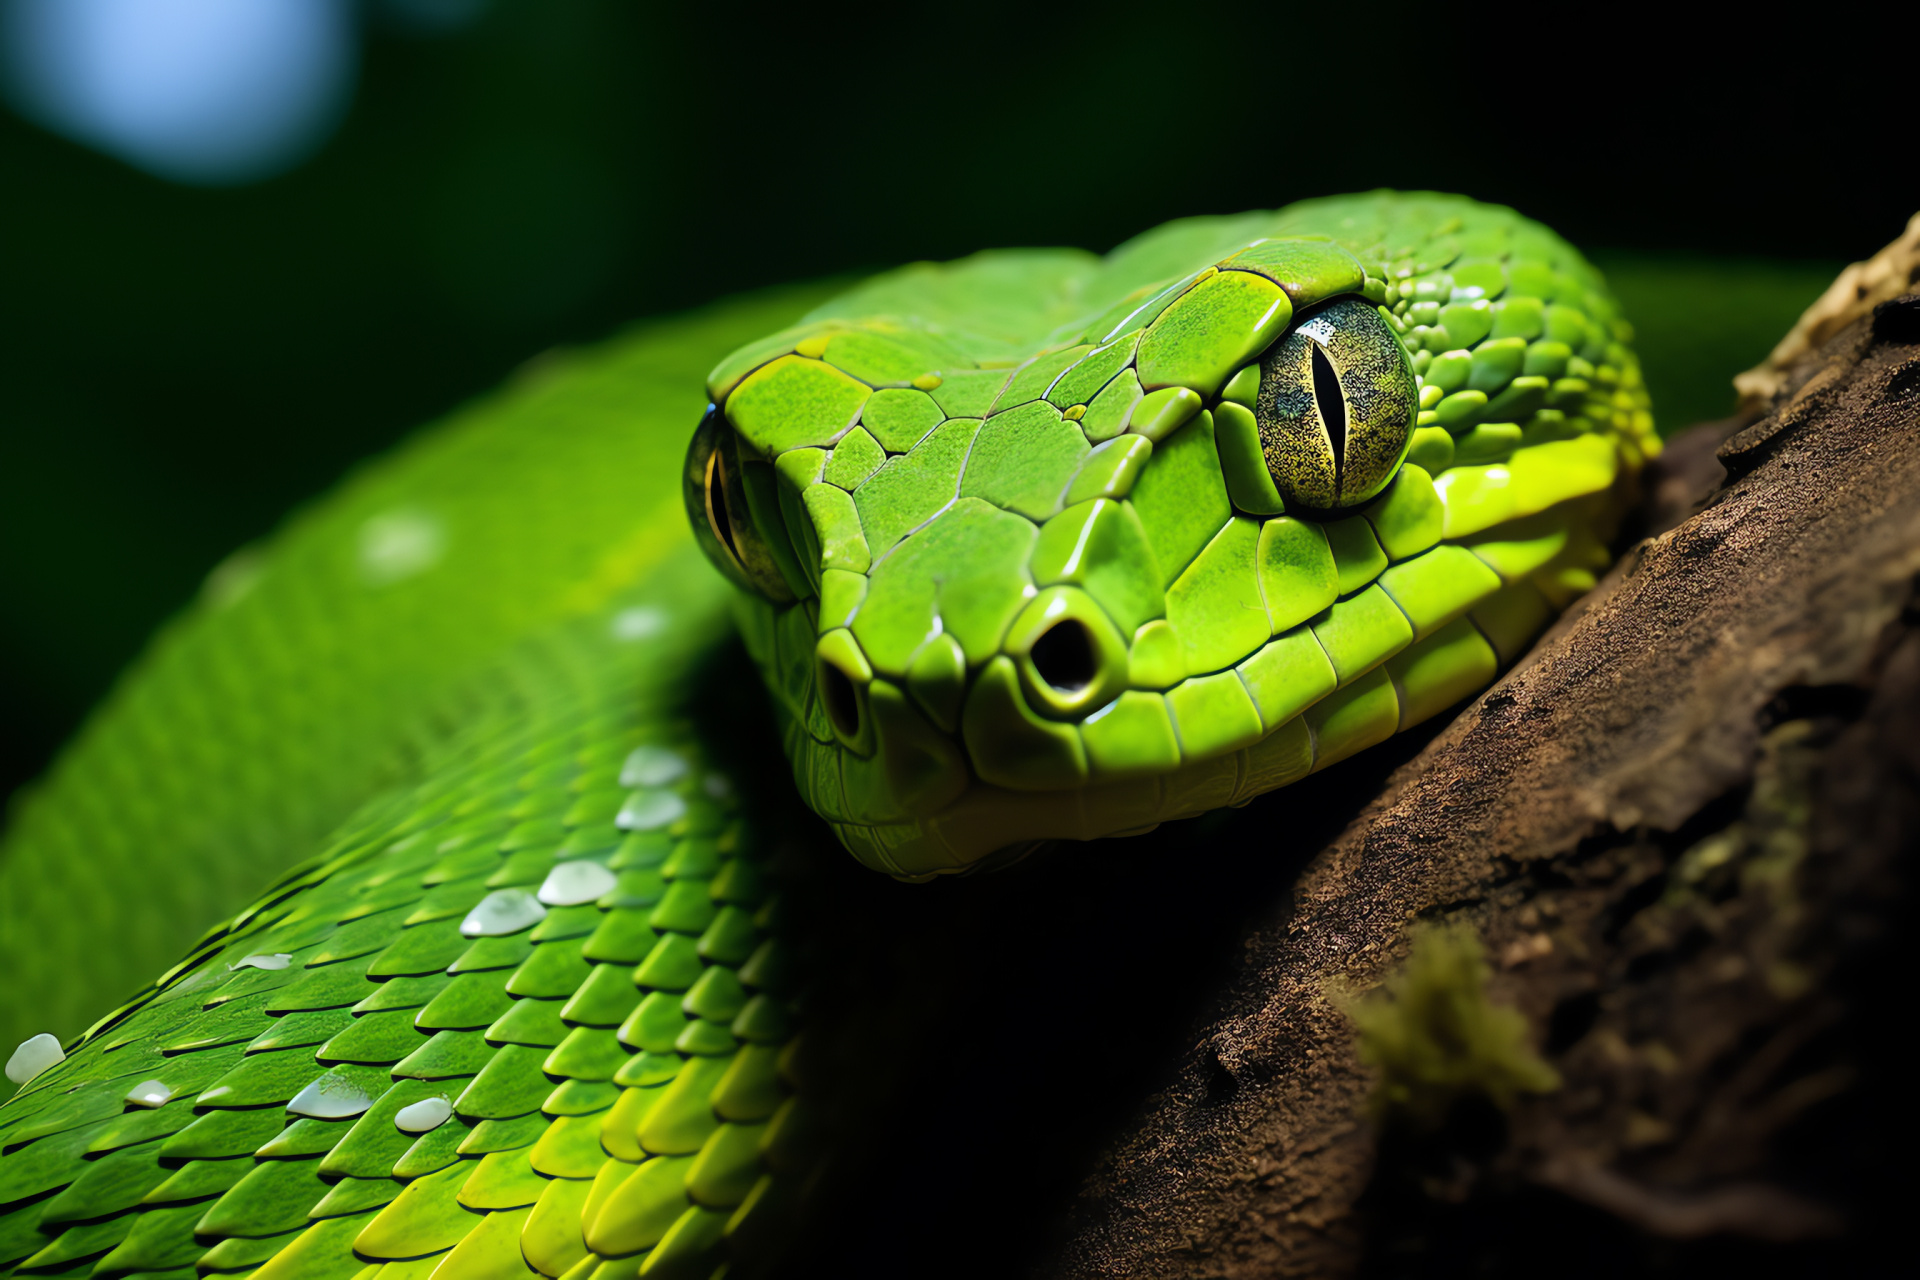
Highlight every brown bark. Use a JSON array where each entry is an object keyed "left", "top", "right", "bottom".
[{"left": 1038, "top": 284, "right": 1920, "bottom": 1276}]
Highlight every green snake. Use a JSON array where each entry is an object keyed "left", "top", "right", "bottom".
[{"left": 0, "top": 192, "right": 1654, "bottom": 1280}]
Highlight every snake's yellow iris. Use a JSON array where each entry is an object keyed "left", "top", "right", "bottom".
[{"left": 1255, "top": 298, "right": 1418, "bottom": 509}]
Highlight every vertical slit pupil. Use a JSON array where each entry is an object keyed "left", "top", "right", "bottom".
[
  {"left": 706, "top": 451, "right": 739, "bottom": 561},
  {"left": 1310, "top": 342, "right": 1348, "bottom": 494}
]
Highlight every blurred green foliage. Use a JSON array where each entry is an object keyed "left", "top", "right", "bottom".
[
  {"left": 1596, "top": 253, "right": 1843, "bottom": 432},
  {"left": 0, "top": 0, "right": 1908, "bottom": 809}
]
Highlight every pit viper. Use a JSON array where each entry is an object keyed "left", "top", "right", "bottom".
[{"left": 0, "top": 192, "right": 1655, "bottom": 1280}]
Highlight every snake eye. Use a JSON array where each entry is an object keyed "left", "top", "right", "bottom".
[
  {"left": 684, "top": 405, "right": 795, "bottom": 603},
  {"left": 1254, "top": 297, "right": 1417, "bottom": 509}
]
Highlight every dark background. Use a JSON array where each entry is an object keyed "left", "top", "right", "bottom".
[{"left": 3, "top": 0, "right": 1913, "bottom": 810}]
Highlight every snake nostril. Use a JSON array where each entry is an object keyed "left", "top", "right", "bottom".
[
  {"left": 1030, "top": 619, "right": 1097, "bottom": 693},
  {"left": 821, "top": 661, "right": 861, "bottom": 739}
]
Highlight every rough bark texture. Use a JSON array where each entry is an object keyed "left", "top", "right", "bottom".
[{"left": 1039, "top": 291, "right": 1920, "bottom": 1278}]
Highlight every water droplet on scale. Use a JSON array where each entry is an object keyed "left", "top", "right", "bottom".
[
  {"left": 619, "top": 745, "right": 687, "bottom": 787},
  {"left": 616, "top": 790, "right": 686, "bottom": 832},
  {"left": 394, "top": 1096, "right": 453, "bottom": 1133},
  {"left": 125, "top": 1080, "right": 173, "bottom": 1108},
  {"left": 5, "top": 1033, "right": 64, "bottom": 1085},
  {"left": 286, "top": 1072, "right": 374, "bottom": 1119},
  {"left": 460, "top": 889, "right": 547, "bottom": 938},
  {"left": 537, "top": 861, "right": 617, "bottom": 907}
]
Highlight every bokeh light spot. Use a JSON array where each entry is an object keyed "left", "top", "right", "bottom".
[{"left": 2, "top": 0, "right": 356, "bottom": 185}]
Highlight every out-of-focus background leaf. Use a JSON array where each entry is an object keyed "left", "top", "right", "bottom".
[{"left": 0, "top": 0, "right": 1911, "bottom": 809}]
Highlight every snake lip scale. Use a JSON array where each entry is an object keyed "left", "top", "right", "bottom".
[{"left": 1, "top": 191, "right": 1654, "bottom": 1280}]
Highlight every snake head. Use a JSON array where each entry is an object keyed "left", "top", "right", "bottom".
[{"left": 689, "top": 216, "right": 1644, "bottom": 878}]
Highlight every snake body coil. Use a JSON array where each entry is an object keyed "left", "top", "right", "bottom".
[{"left": 0, "top": 193, "right": 1653, "bottom": 1280}]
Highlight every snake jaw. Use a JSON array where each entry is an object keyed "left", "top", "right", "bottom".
[{"left": 694, "top": 195, "right": 1657, "bottom": 879}]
